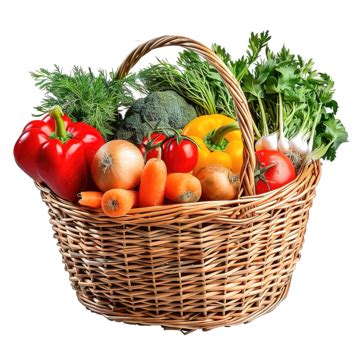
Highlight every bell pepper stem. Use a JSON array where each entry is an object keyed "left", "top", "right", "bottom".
[
  {"left": 211, "top": 122, "right": 240, "bottom": 145},
  {"left": 50, "top": 106, "right": 67, "bottom": 139}
]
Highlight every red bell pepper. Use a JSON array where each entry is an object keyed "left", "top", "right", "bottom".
[{"left": 14, "top": 106, "right": 105, "bottom": 201}]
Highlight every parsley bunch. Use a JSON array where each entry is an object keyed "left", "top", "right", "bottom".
[{"left": 239, "top": 45, "right": 347, "bottom": 160}]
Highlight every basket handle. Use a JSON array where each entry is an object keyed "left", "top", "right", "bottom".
[{"left": 116, "top": 35, "right": 256, "bottom": 196}]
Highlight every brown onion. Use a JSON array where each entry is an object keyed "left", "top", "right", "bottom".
[
  {"left": 91, "top": 140, "right": 144, "bottom": 192},
  {"left": 195, "top": 165, "right": 239, "bottom": 201}
]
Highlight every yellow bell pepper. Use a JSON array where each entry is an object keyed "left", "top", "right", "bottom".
[{"left": 182, "top": 114, "right": 243, "bottom": 173}]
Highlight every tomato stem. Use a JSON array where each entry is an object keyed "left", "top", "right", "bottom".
[{"left": 254, "top": 157, "right": 277, "bottom": 191}]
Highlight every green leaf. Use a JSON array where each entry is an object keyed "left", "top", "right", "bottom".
[
  {"left": 255, "top": 59, "right": 276, "bottom": 84},
  {"left": 212, "top": 44, "right": 248, "bottom": 82},
  {"left": 283, "top": 87, "right": 308, "bottom": 102},
  {"left": 315, "top": 116, "right": 348, "bottom": 161},
  {"left": 276, "top": 65, "right": 298, "bottom": 90},
  {"left": 264, "top": 75, "right": 279, "bottom": 94},
  {"left": 278, "top": 46, "right": 295, "bottom": 64},
  {"left": 242, "top": 74, "right": 264, "bottom": 98},
  {"left": 327, "top": 100, "right": 338, "bottom": 114},
  {"left": 246, "top": 31, "right": 271, "bottom": 65},
  {"left": 324, "top": 117, "right": 348, "bottom": 148},
  {"left": 212, "top": 44, "right": 232, "bottom": 65}
]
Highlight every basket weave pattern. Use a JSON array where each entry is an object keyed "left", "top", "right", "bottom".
[
  {"left": 37, "top": 161, "right": 320, "bottom": 330},
  {"left": 37, "top": 36, "right": 321, "bottom": 331}
]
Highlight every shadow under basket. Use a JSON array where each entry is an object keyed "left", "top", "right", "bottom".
[
  {"left": 35, "top": 35, "right": 322, "bottom": 332},
  {"left": 35, "top": 160, "right": 320, "bottom": 332}
]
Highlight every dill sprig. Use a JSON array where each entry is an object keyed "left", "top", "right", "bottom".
[
  {"left": 31, "top": 65, "right": 138, "bottom": 140},
  {"left": 138, "top": 31, "right": 271, "bottom": 120}
]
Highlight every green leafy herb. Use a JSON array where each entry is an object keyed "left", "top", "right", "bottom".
[
  {"left": 243, "top": 44, "right": 348, "bottom": 160},
  {"left": 138, "top": 31, "right": 271, "bottom": 120},
  {"left": 137, "top": 31, "right": 347, "bottom": 161},
  {"left": 138, "top": 53, "right": 219, "bottom": 115},
  {"left": 31, "top": 66, "right": 138, "bottom": 140}
]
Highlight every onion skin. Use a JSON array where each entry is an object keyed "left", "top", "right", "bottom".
[
  {"left": 195, "top": 165, "right": 239, "bottom": 201},
  {"left": 91, "top": 140, "right": 144, "bottom": 192}
]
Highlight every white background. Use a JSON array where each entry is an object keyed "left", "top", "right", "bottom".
[{"left": 1, "top": 0, "right": 359, "bottom": 359}]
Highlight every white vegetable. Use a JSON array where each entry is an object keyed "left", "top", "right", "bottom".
[
  {"left": 261, "top": 132, "right": 278, "bottom": 150},
  {"left": 255, "top": 132, "right": 289, "bottom": 152},
  {"left": 255, "top": 138, "right": 263, "bottom": 151},
  {"left": 278, "top": 136, "right": 290, "bottom": 153},
  {"left": 289, "top": 133, "right": 309, "bottom": 155}
]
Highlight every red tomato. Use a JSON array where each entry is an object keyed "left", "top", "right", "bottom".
[
  {"left": 255, "top": 150, "right": 296, "bottom": 194},
  {"left": 138, "top": 132, "right": 167, "bottom": 161},
  {"left": 163, "top": 138, "right": 198, "bottom": 173}
]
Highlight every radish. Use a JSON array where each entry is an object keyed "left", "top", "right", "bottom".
[
  {"left": 289, "top": 133, "right": 309, "bottom": 155},
  {"left": 261, "top": 132, "right": 279, "bottom": 150}
]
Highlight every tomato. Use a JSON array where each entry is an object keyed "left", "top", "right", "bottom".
[
  {"left": 255, "top": 150, "right": 296, "bottom": 194},
  {"left": 138, "top": 132, "right": 167, "bottom": 161},
  {"left": 163, "top": 138, "right": 198, "bottom": 173}
]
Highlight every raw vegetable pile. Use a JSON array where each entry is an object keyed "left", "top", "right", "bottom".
[{"left": 14, "top": 32, "right": 348, "bottom": 216}]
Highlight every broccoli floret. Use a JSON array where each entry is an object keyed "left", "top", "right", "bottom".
[{"left": 116, "top": 90, "right": 197, "bottom": 144}]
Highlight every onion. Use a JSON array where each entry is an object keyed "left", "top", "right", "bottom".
[
  {"left": 195, "top": 165, "right": 239, "bottom": 201},
  {"left": 91, "top": 140, "right": 144, "bottom": 192}
]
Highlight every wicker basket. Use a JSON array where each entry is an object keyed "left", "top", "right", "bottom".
[{"left": 36, "top": 36, "right": 321, "bottom": 332}]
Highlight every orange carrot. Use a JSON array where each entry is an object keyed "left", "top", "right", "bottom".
[
  {"left": 101, "top": 189, "right": 138, "bottom": 217},
  {"left": 139, "top": 158, "right": 167, "bottom": 207},
  {"left": 78, "top": 191, "right": 103, "bottom": 208},
  {"left": 165, "top": 173, "right": 202, "bottom": 203}
]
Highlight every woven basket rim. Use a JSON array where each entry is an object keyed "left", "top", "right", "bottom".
[{"left": 35, "top": 160, "right": 321, "bottom": 221}]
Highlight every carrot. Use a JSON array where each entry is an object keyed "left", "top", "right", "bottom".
[
  {"left": 78, "top": 191, "right": 103, "bottom": 208},
  {"left": 139, "top": 158, "right": 167, "bottom": 207},
  {"left": 101, "top": 189, "right": 138, "bottom": 217},
  {"left": 165, "top": 173, "right": 202, "bottom": 203}
]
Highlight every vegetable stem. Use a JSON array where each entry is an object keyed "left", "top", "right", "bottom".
[
  {"left": 278, "top": 94, "right": 284, "bottom": 138},
  {"left": 252, "top": 120, "right": 262, "bottom": 140},
  {"left": 211, "top": 122, "right": 240, "bottom": 145},
  {"left": 307, "top": 104, "right": 322, "bottom": 154},
  {"left": 258, "top": 97, "right": 269, "bottom": 136},
  {"left": 50, "top": 105, "right": 67, "bottom": 140}
]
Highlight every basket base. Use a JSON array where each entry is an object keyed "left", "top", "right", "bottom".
[{"left": 75, "top": 280, "right": 292, "bottom": 332}]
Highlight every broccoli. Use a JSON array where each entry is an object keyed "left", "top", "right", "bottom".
[{"left": 116, "top": 90, "right": 197, "bottom": 144}]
